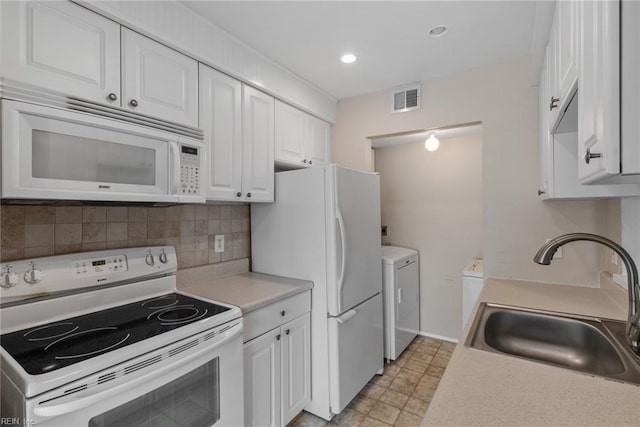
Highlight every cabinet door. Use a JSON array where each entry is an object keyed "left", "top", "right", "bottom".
[
  {"left": 547, "top": 10, "right": 561, "bottom": 127},
  {"left": 556, "top": 0, "right": 578, "bottom": 103},
  {"left": 244, "top": 329, "right": 282, "bottom": 427},
  {"left": 275, "top": 101, "right": 307, "bottom": 167},
  {"left": 199, "top": 64, "right": 243, "bottom": 201},
  {"left": 281, "top": 313, "right": 311, "bottom": 425},
  {"left": 307, "top": 116, "right": 331, "bottom": 167},
  {"left": 621, "top": 0, "right": 640, "bottom": 174},
  {"left": 121, "top": 28, "right": 198, "bottom": 127},
  {"left": 577, "top": 0, "right": 620, "bottom": 183},
  {"left": 0, "top": 1, "right": 120, "bottom": 105},
  {"left": 538, "top": 55, "right": 551, "bottom": 199},
  {"left": 242, "top": 85, "right": 275, "bottom": 202}
]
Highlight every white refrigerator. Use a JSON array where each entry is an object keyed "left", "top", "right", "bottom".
[{"left": 251, "top": 164, "right": 383, "bottom": 420}]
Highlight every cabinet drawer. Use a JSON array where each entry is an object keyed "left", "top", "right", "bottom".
[{"left": 243, "top": 291, "right": 310, "bottom": 342}]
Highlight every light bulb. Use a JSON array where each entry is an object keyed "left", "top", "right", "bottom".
[
  {"left": 424, "top": 133, "right": 440, "bottom": 151},
  {"left": 341, "top": 54, "right": 357, "bottom": 64}
]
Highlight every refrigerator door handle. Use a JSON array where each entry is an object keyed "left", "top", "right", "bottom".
[
  {"left": 336, "top": 309, "right": 357, "bottom": 324},
  {"left": 336, "top": 207, "right": 347, "bottom": 309}
]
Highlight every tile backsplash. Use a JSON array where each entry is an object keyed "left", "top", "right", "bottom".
[{"left": 0, "top": 204, "right": 250, "bottom": 269}]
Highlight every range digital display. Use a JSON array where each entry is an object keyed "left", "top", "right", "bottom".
[
  {"left": 181, "top": 146, "right": 198, "bottom": 155},
  {"left": 92, "top": 260, "right": 106, "bottom": 266}
]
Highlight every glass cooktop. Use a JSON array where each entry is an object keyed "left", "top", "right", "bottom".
[{"left": 1, "top": 293, "right": 230, "bottom": 375}]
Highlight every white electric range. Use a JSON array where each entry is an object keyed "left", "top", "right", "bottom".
[{"left": 0, "top": 246, "right": 243, "bottom": 427}]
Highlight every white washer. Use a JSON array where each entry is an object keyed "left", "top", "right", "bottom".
[
  {"left": 462, "top": 259, "right": 484, "bottom": 329},
  {"left": 381, "top": 246, "right": 419, "bottom": 360}
]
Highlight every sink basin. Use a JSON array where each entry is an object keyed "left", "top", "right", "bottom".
[{"left": 466, "top": 303, "right": 640, "bottom": 385}]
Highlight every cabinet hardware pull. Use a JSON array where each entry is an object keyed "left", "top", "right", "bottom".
[
  {"left": 107, "top": 93, "right": 118, "bottom": 101},
  {"left": 247, "top": 192, "right": 252, "bottom": 198},
  {"left": 236, "top": 192, "right": 242, "bottom": 197},
  {"left": 281, "top": 310, "right": 286, "bottom": 317},
  {"left": 309, "top": 160, "right": 313, "bottom": 165},
  {"left": 303, "top": 159, "right": 307, "bottom": 163},
  {"left": 549, "top": 97, "right": 559, "bottom": 111},
  {"left": 286, "top": 329, "right": 290, "bottom": 335},
  {"left": 276, "top": 334, "right": 281, "bottom": 341},
  {"left": 584, "top": 148, "right": 602, "bottom": 164},
  {"left": 129, "top": 99, "right": 139, "bottom": 107},
  {"left": 538, "top": 189, "right": 546, "bottom": 196}
]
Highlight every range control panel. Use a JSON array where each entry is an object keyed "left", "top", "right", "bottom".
[
  {"left": 71, "top": 255, "right": 128, "bottom": 277},
  {"left": 180, "top": 145, "right": 200, "bottom": 195},
  {"left": 0, "top": 247, "right": 177, "bottom": 303}
]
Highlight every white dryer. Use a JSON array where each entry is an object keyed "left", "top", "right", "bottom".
[{"left": 381, "top": 246, "right": 420, "bottom": 360}]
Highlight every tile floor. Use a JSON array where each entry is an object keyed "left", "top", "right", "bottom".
[{"left": 290, "top": 336, "right": 455, "bottom": 427}]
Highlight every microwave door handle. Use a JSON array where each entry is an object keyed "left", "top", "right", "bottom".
[{"left": 169, "top": 141, "right": 181, "bottom": 194}]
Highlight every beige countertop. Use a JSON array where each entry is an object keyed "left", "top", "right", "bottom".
[
  {"left": 423, "top": 277, "right": 640, "bottom": 426},
  {"left": 178, "top": 270, "right": 313, "bottom": 313}
]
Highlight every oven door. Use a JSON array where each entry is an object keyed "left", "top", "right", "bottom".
[
  {"left": 1, "top": 99, "right": 178, "bottom": 203},
  {"left": 27, "top": 320, "right": 244, "bottom": 427}
]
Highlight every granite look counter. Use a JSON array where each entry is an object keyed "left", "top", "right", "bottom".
[
  {"left": 178, "top": 269, "right": 313, "bottom": 314},
  {"left": 423, "top": 277, "right": 640, "bottom": 426}
]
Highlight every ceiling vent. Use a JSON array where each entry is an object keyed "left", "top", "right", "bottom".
[{"left": 391, "top": 84, "right": 421, "bottom": 113}]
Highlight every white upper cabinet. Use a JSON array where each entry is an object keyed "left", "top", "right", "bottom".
[
  {"left": 243, "top": 85, "right": 275, "bottom": 203},
  {"left": 199, "top": 64, "right": 243, "bottom": 201},
  {"left": 121, "top": 28, "right": 198, "bottom": 127},
  {"left": 556, "top": 0, "right": 578, "bottom": 105},
  {"left": 576, "top": 0, "right": 621, "bottom": 183},
  {"left": 538, "top": 0, "right": 640, "bottom": 198},
  {"left": 306, "top": 115, "right": 331, "bottom": 167},
  {"left": 0, "top": 1, "right": 121, "bottom": 105},
  {"left": 275, "top": 101, "right": 307, "bottom": 166},
  {"left": 275, "top": 101, "right": 331, "bottom": 169},
  {"left": 620, "top": 1, "right": 640, "bottom": 175}
]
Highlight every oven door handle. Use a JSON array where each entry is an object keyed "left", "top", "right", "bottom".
[{"left": 33, "top": 322, "right": 242, "bottom": 419}]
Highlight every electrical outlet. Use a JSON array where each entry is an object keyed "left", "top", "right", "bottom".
[
  {"left": 214, "top": 235, "right": 224, "bottom": 253},
  {"left": 545, "top": 238, "right": 562, "bottom": 259}
]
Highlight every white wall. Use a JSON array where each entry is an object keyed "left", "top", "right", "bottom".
[
  {"left": 376, "top": 134, "right": 483, "bottom": 339},
  {"left": 332, "top": 58, "right": 616, "bottom": 292}
]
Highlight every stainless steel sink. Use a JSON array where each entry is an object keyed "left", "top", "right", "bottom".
[{"left": 466, "top": 303, "right": 640, "bottom": 385}]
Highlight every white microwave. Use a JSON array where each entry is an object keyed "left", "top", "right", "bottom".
[{"left": 1, "top": 99, "right": 204, "bottom": 203}]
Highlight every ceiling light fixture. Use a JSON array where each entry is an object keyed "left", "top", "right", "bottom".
[
  {"left": 341, "top": 53, "right": 357, "bottom": 64},
  {"left": 428, "top": 25, "right": 448, "bottom": 38},
  {"left": 424, "top": 132, "right": 440, "bottom": 151}
]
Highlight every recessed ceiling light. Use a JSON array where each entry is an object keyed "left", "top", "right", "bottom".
[
  {"left": 341, "top": 54, "right": 357, "bottom": 64},
  {"left": 428, "top": 25, "right": 448, "bottom": 38}
]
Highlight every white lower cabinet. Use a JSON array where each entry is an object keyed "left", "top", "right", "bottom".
[
  {"left": 244, "top": 328, "right": 282, "bottom": 427},
  {"left": 244, "top": 309, "right": 311, "bottom": 427}
]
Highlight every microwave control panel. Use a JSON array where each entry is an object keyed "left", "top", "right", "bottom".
[{"left": 180, "top": 145, "right": 200, "bottom": 195}]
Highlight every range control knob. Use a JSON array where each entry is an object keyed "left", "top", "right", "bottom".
[
  {"left": 159, "top": 250, "right": 168, "bottom": 264},
  {"left": 145, "top": 251, "right": 156, "bottom": 266},
  {"left": 24, "top": 263, "right": 43, "bottom": 285},
  {"left": 1, "top": 266, "right": 19, "bottom": 289}
]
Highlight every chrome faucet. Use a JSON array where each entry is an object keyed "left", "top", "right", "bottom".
[{"left": 534, "top": 233, "right": 640, "bottom": 354}]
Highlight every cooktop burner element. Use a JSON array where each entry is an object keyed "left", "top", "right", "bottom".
[
  {"left": 1, "top": 293, "right": 230, "bottom": 375},
  {"left": 23, "top": 322, "right": 79, "bottom": 341}
]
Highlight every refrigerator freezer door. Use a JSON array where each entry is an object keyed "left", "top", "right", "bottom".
[
  {"left": 329, "top": 166, "right": 382, "bottom": 316},
  {"left": 327, "top": 293, "right": 383, "bottom": 414}
]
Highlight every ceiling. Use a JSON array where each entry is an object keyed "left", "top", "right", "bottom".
[{"left": 182, "top": 1, "right": 554, "bottom": 100}]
